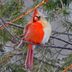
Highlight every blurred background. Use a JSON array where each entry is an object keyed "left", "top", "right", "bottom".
[{"left": 0, "top": 0, "right": 72, "bottom": 72}]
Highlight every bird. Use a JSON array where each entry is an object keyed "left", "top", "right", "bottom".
[{"left": 17, "top": 9, "right": 52, "bottom": 70}]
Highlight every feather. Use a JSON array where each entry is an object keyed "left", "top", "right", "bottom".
[{"left": 25, "top": 44, "right": 34, "bottom": 70}]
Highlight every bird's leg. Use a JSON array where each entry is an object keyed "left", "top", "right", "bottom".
[{"left": 16, "top": 39, "right": 23, "bottom": 48}]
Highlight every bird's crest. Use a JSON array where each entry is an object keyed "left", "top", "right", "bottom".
[
  {"left": 33, "top": 9, "right": 47, "bottom": 18},
  {"left": 33, "top": 9, "right": 39, "bottom": 17}
]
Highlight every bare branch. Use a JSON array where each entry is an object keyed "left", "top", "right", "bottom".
[
  {"left": 60, "top": 0, "right": 64, "bottom": 9},
  {"left": 48, "top": 45, "right": 72, "bottom": 51},
  {"left": 63, "top": 64, "right": 72, "bottom": 72},
  {"left": 0, "top": 48, "right": 64, "bottom": 71},
  {"left": 53, "top": 31, "right": 72, "bottom": 36},
  {"left": 0, "top": 0, "right": 46, "bottom": 30},
  {"left": 51, "top": 36, "right": 72, "bottom": 46}
]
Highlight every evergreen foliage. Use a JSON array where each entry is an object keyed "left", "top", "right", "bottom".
[{"left": 0, "top": 0, "right": 72, "bottom": 72}]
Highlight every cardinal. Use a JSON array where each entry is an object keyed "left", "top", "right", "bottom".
[{"left": 17, "top": 9, "right": 52, "bottom": 70}]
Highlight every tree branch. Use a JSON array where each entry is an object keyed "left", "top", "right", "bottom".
[
  {"left": 0, "top": 0, "right": 46, "bottom": 30},
  {"left": 60, "top": 0, "right": 64, "bottom": 9},
  {"left": 53, "top": 31, "right": 72, "bottom": 36},
  {"left": 51, "top": 36, "right": 72, "bottom": 46},
  {"left": 63, "top": 64, "right": 72, "bottom": 72},
  {"left": 1, "top": 18, "right": 72, "bottom": 51},
  {"left": 10, "top": 23, "right": 24, "bottom": 29},
  {"left": 47, "top": 45, "right": 72, "bottom": 51},
  {"left": 0, "top": 48, "right": 64, "bottom": 71}
]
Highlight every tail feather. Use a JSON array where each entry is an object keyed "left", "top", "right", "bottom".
[{"left": 25, "top": 44, "right": 34, "bottom": 70}]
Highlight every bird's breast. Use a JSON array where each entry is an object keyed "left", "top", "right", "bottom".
[{"left": 24, "top": 22, "right": 44, "bottom": 44}]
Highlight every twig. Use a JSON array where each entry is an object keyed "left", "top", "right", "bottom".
[
  {"left": 34, "top": 57, "right": 64, "bottom": 71},
  {"left": 0, "top": 0, "right": 46, "bottom": 30},
  {"left": 10, "top": 23, "right": 24, "bottom": 29},
  {"left": 1, "top": 18, "right": 72, "bottom": 51},
  {"left": 0, "top": 52, "right": 14, "bottom": 65},
  {"left": 16, "top": 39, "right": 72, "bottom": 51},
  {"left": 1, "top": 42, "right": 72, "bottom": 66},
  {"left": 63, "top": 64, "right": 72, "bottom": 72},
  {"left": 11, "top": 35, "right": 72, "bottom": 51},
  {"left": 60, "top": 0, "right": 64, "bottom": 9},
  {"left": 1, "top": 18, "right": 72, "bottom": 36},
  {"left": 0, "top": 48, "right": 64, "bottom": 71},
  {"left": 0, "top": 18, "right": 19, "bottom": 43},
  {"left": 10, "top": 0, "right": 45, "bottom": 23},
  {"left": 53, "top": 31, "right": 72, "bottom": 36},
  {"left": 51, "top": 36, "right": 72, "bottom": 46},
  {"left": 0, "top": 48, "right": 22, "bottom": 65},
  {"left": 48, "top": 45, "right": 72, "bottom": 51},
  {"left": 38, "top": 47, "right": 47, "bottom": 72}
]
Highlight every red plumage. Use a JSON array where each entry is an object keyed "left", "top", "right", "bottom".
[
  {"left": 18, "top": 9, "right": 51, "bottom": 70},
  {"left": 25, "top": 44, "right": 33, "bottom": 70},
  {"left": 24, "top": 21, "right": 44, "bottom": 44}
]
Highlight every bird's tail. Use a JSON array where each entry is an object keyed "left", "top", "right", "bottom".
[{"left": 25, "top": 44, "right": 35, "bottom": 70}]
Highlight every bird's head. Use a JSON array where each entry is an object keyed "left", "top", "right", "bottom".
[
  {"left": 33, "top": 9, "right": 47, "bottom": 22},
  {"left": 33, "top": 9, "right": 41, "bottom": 22}
]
